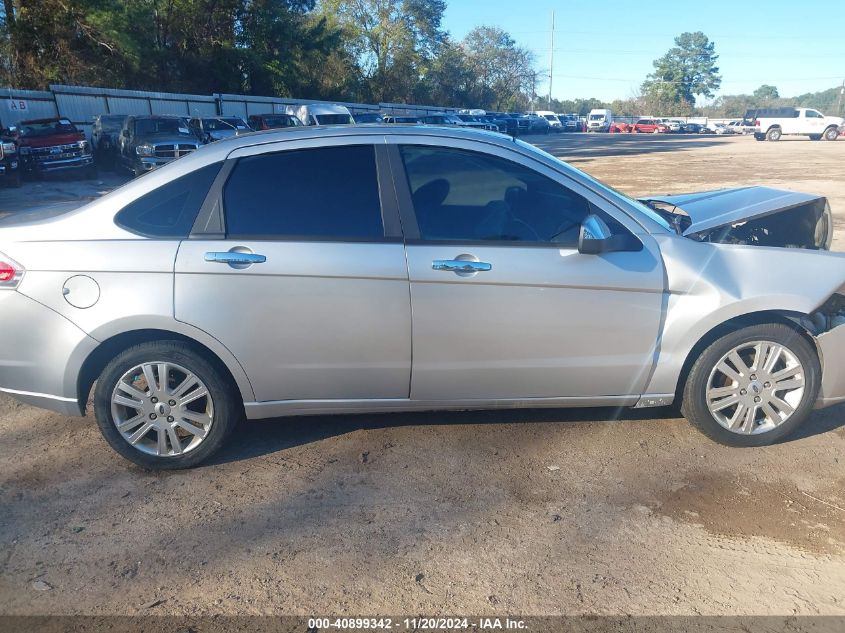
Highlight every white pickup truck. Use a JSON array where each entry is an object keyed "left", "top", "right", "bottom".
[{"left": 751, "top": 107, "right": 843, "bottom": 141}]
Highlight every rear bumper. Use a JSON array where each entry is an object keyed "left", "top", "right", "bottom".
[
  {"left": 815, "top": 324, "right": 845, "bottom": 408},
  {"left": 0, "top": 291, "right": 97, "bottom": 416}
]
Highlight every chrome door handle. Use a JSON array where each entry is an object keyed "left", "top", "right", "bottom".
[
  {"left": 205, "top": 252, "right": 266, "bottom": 265},
  {"left": 432, "top": 259, "right": 492, "bottom": 273}
]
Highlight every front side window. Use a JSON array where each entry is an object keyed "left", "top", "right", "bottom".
[
  {"left": 806, "top": 110, "right": 823, "bottom": 118},
  {"left": 116, "top": 162, "right": 222, "bottom": 237},
  {"left": 223, "top": 145, "right": 384, "bottom": 240},
  {"left": 399, "top": 145, "right": 596, "bottom": 246}
]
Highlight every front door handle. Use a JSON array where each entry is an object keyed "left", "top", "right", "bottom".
[
  {"left": 432, "top": 259, "right": 492, "bottom": 273},
  {"left": 205, "top": 251, "right": 266, "bottom": 265}
]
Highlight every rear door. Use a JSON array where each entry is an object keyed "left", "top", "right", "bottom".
[
  {"left": 175, "top": 137, "right": 412, "bottom": 403},
  {"left": 388, "top": 137, "right": 665, "bottom": 402}
]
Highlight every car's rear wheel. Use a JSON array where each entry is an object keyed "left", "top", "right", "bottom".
[
  {"left": 766, "top": 127, "right": 782, "bottom": 141},
  {"left": 94, "top": 341, "right": 241, "bottom": 469},
  {"left": 822, "top": 126, "right": 839, "bottom": 141},
  {"left": 681, "top": 323, "right": 820, "bottom": 447}
]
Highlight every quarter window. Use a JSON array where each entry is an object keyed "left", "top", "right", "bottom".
[
  {"left": 399, "top": 145, "right": 596, "bottom": 246},
  {"left": 223, "top": 145, "right": 384, "bottom": 240},
  {"left": 115, "top": 162, "right": 222, "bottom": 238}
]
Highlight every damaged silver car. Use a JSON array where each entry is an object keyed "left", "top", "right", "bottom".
[{"left": 1, "top": 125, "right": 844, "bottom": 469}]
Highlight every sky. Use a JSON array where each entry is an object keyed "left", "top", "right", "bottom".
[{"left": 442, "top": 0, "right": 845, "bottom": 104}]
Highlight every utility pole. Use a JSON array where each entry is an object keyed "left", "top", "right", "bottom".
[
  {"left": 837, "top": 78, "right": 844, "bottom": 116},
  {"left": 548, "top": 10, "right": 555, "bottom": 109}
]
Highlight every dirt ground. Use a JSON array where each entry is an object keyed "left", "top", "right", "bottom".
[{"left": 1, "top": 134, "right": 844, "bottom": 618}]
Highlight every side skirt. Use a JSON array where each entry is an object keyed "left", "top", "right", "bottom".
[{"left": 241, "top": 394, "right": 669, "bottom": 420}]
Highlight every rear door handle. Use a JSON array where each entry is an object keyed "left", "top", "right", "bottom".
[
  {"left": 205, "top": 252, "right": 266, "bottom": 265},
  {"left": 432, "top": 259, "right": 492, "bottom": 273}
]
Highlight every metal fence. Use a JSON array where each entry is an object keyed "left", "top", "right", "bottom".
[{"left": 1, "top": 84, "right": 459, "bottom": 139}]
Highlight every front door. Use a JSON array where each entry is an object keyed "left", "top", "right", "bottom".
[
  {"left": 390, "top": 141, "right": 665, "bottom": 402},
  {"left": 175, "top": 142, "right": 411, "bottom": 403}
]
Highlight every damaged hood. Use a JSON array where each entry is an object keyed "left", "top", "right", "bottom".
[{"left": 640, "top": 186, "right": 832, "bottom": 250}]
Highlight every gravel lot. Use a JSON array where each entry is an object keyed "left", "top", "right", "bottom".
[{"left": 1, "top": 134, "right": 844, "bottom": 618}]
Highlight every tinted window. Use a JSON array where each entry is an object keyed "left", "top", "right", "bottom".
[
  {"left": 224, "top": 145, "right": 384, "bottom": 240},
  {"left": 399, "top": 146, "right": 595, "bottom": 246},
  {"left": 116, "top": 162, "right": 222, "bottom": 237}
]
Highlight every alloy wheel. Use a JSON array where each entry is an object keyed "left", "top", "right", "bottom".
[
  {"left": 111, "top": 361, "right": 214, "bottom": 457},
  {"left": 705, "top": 340, "right": 805, "bottom": 435}
]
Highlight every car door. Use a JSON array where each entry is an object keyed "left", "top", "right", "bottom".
[
  {"left": 387, "top": 138, "right": 665, "bottom": 402},
  {"left": 175, "top": 138, "right": 412, "bottom": 403}
]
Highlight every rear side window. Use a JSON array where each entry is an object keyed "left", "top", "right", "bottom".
[
  {"left": 115, "top": 162, "right": 222, "bottom": 237},
  {"left": 223, "top": 145, "right": 384, "bottom": 240}
]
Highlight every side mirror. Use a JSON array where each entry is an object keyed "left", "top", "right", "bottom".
[
  {"left": 578, "top": 214, "right": 613, "bottom": 254},
  {"left": 578, "top": 214, "right": 640, "bottom": 255}
]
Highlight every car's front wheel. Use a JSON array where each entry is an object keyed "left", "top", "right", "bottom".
[
  {"left": 94, "top": 341, "right": 241, "bottom": 469},
  {"left": 823, "top": 126, "right": 839, "bottom": 141},
  {"left": 681, "top": 323, "right": 820, "bottom": 447}
]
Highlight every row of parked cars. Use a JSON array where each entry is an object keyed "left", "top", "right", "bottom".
[{"left": 1, "top": 103, "right": 583, "bottom": 184}]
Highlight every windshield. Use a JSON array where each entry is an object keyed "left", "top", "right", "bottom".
[
  {"left": 315, "top": 114, "right": 353, "bottom": 125},
  {"left": 19, "top": 120, "right": 78, "bottom": 138},
  {"left": 203, "top": 118, "right": 248, "bottom": 131},
  {"left": 259, "top": 115, "right": 301, "bottom": 128},
  {"left": 515, "top": 139, "right": 673, "bottom": 232},
  {"left": 589, "top": 114, "right": 605, "bottom": 121},
  {"left": 135, "top": 118, "right": 188, "bottom": 136},
  {"left": 99, "top": 116, "right": 126, "bottom": 132}
]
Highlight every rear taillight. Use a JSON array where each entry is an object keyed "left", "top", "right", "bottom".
[
  {"left": 753, "top": 119, "right": 759, "bottom": 126},
  {"left": 0, "top": 253, "right": 23, "bottom": 289}
]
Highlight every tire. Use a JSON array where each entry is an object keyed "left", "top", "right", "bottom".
[
  {"left": 94, "top": 341, "right": 242, "bottom": 469},
  {"left": 822, "top": 126, "right": 839, "bottom": 141},
  {"left": 681, "top": 323, "right": 820, "bottom": 447},
  {"left": 765, "top": 127, "right": 782, "bottom": 141}
]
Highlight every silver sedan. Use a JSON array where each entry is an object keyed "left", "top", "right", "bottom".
[{"left": 1, "top": 125, "right": 844, "bottom": 469}]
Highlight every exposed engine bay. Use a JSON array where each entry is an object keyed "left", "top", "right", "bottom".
[{"left": 640, "top": 187, "right": 832, "bottom": 250}]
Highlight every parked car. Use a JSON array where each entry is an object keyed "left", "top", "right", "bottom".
[
  {"left": 15, "top": 117, "right": 95, "bottom": 178},
  {"left": 680, "top": 122, "right": 707, "bottom": 134},
  {"left": 750, "top": 107, "right": 843, "bottom": 142},
  {"left": 665, "top": 120, "right": 684, "bottom": 133},
  {"left": 508, "top": 113, "right": 532, "bottom": 135},
  {"left": 609, "top": 121, "right": 632, "bottom": 133},
  {"left": 118, "top": 115, "right": 199, "bottom": 177},
  {"left": 188, "top": 117, "right": 251, "bottom": 143},
  {"left": 632, "top": 119, "right": 669, "bottom": 134},
  {"left": 421, "top": 113, "right": 467, "bottom": 127},
  {"left": 524, "top": 113, "right": 551, "bottom": 134},
  {"left": 247, "top": 113, "right": 303, "bottom": 131},
  {"left": 713, "top": 123, "right": 735, "bottom": 135},
  {"left": 1, "top": 126, "right": 842, "bottom": 469},
  {"left": 286, "top": 103, "right": 354, "bottom": 126},
  {"left": 92, "top": 114, "right": 128, "bottom": 170},
  {"left": 586, "top": 108, "right": 613, "bottom": 132},
  {"left": 383, "top": 115, "right": 422, "bottom": 124},
  {"left": 455, "top": 114, "right": 498, "bottom": 131},
  {"left": 726, "top": 120, "right": 755, "bottom": 135},
  {"left": 533, "top": 111, "right": 563, "bottom": 131},
  {"left": 558, "top": 114, "right": 580, "bottom": 132},
  {"left": 0, "top": 124, "right": 21, "bottom": 187},
  {"left": 351, "top": 112, "right": 384, "bottom": 124}
]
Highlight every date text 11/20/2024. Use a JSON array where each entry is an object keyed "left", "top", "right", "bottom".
[{"left": 307, "top": 617, "right": 528, "bottom": 630}]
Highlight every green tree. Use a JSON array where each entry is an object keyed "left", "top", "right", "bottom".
[
  {"left": 318, "top": 0, "right": 447, "bottom": 102},
  {"left": 641, "top": 31, "right": 721, "bottom": 113},
  {"left": 461, "top": 26, "right": 534, "bottom": 110},
  {"left": 753, "top": 84, "right": 779, "bottom": 101}
]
